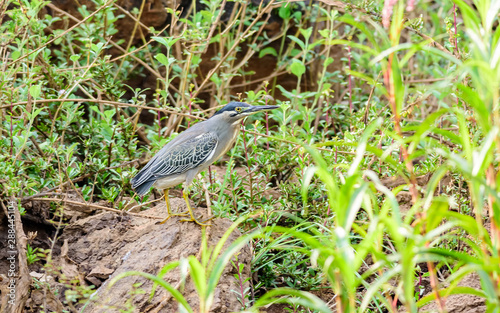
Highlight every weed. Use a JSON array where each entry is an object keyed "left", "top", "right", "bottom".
[{"left": 3, "top": 0, "right": 500, "bottom": 312}]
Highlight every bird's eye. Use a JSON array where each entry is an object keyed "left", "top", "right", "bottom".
[{"left": 235, "top": 107, "right": 242, "bottom": 112}]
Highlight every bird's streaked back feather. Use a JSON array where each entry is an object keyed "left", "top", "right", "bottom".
[{"left": 131, "top": 132, "right": 218, "bottom": 194}]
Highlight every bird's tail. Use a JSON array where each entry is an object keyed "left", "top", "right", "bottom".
[
  {"left": 132, "top": 179, "right": 155, "bottom": 196},
  {"left": 131, "top": 169, "right": 156, "bottom": 196}
]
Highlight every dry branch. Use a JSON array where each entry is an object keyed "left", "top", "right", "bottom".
[{"left": 28, "top": 197, "right": 163, "bottom": 220}]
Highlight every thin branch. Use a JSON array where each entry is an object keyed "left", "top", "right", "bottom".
[
  {"left": 7, "top": 0, "right": 115, "bottom": 67},
  {"left": 191, "top": 0, "right": 277, "bottom": 100},
  {"left": 28, "top": 197, "right": 163, "bottom": 219},
  {"left": 9, "top": 98, "right": 202, "bottom": 119},
  {"left": 21, "top": 159, "right": 143, "bottom": 202}
]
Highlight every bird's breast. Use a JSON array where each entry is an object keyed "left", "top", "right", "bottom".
[{"left": 212, "top": 126, "right": 240, "bottom": 162}]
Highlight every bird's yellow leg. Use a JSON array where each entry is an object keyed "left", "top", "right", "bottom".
[
  {"left": 159, "top": 189, "right": 188, "bottom": 224},
  {"left": 179, "top": 188, "right": 211, "bottom": 226}
]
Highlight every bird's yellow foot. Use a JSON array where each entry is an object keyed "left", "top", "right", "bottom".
[{"left": 158, "top": 211, "right": 190, "bottom": 224}]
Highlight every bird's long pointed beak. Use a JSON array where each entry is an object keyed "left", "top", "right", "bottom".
[{"left": 244, "top": 105, "right": 280, "bottom": 115}]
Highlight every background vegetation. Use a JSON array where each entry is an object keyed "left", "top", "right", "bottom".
[{"left": 1, "top": 0, "right": 499, "bottom": 311}]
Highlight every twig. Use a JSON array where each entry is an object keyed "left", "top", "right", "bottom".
[
  {"left": 202, "top": 180, "right": 212, "bottom": 217},
  {"left": 112, "top": 3, "right": 151, "bottom": 33},
  {"left": 7, "top": 0, "right": 115, "bottom": 67},
  {"left": 191, "top": 0, "right": 276, "bottom": 100},
  {"left": 11, "top": 97, "right": 356, "bottom": 155},
  {"left": 126, "top": 198, "right": 162, "bottom": 213},
  {"left": 201, "top": 0, "right": 227, "bottom": 55},
  {"left": 114, "top": 0, "right": 146, "bottom": 80},
  {"left": 28, "top": 198, "right": 162, "bottom": 219},
  {"left": 20, "top": 159, "right": 143, "bottom": 202},
  {"left": 406, "top": 78, "right": 446, "bottom": 84},
  {"left": 10, "top": 98, "right": 201, "bottom": 120},
  {"left": 362, "top": 71, "right": 382, "bottom": 125}
]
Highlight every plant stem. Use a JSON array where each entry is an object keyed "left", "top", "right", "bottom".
[
  {"left": 241, "top": 122, "right": 254, "bottom": 207},
  {"left": 348, "top": 45, "right": 352, "bottom": 114},
  {"left": 10, "top": 91, "right": 13, "bottom": 156}
]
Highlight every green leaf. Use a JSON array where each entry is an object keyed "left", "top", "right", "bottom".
[
  {"left": 29, "top": 85, "right": 41, "bottom": 99},
  {"left": 89, "top": 106, "right": 105, "bottom": 119},
  {"left": 279, "top": 4, "right": 291, "bottom": 19},
  {"left": 288, "top": 35, "right": 305, "bottom": 50},
  {"left": 259, "top": 47, "right": 277, "bottom": 58},
  {"left": 319, "top": 29, "right": 331, "bottom": 39},
  {"left": 11, "top": 50, "right": 20, "bottom": 61},
  {"left": 155, "top": 53, "right": 175, "bottom": 67},
  {"left": 324, "top": 57, "right": 334, "bottom": 67},
  {"left": 91, "top": 42, "right": 104, "bottom": 53},
  {"left": 209, "top": 33, "right": 220, "bottom": 44},
  {"left": 110, "top": 271, "right": 192, "bottom": 313},
  {"left": 152, "top": 36, "right": 180, "bottom": 49},
  {"left": 188, "top": 256, "right": 206, "bottom": 300},
  {"left": 299, "top": 27, "right": 313, "bottom": 42},
  {"left": 289, "top": 60, "right": 306, "bottom": 78},
  {"left": 253, "top": 288, "right": 331, "bottom": 312},
  {"left": 390, "top": 55, "right": 404, "bottom": 115},
  {"left": 102, "top": 125, "right": 113, "bottom": 142}
]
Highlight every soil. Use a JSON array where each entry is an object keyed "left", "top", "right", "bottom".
[
  {"left": 400, "top": 273, "right": 486, "bottom": 313},
  {"left": 21, "top": 198, "right": 251, "bottom": 312}
]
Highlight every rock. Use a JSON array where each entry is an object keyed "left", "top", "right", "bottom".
[
  {"left": 401, "top": 272, "right": 486, "bottom": 313},
  {"left": 29, "top": 272, "right": 44, "bottom": 280},
  {"left": 44, "top": 0, "right": 170, "bottom": 45},
  {"left": 64, "top": 192, "right": 97, "bottom": 221},
  {"left": 85, "top": 265, "right": 115, "bottom": 287},
  {"left": 26, "top": 289, "right": 64, "bottom": 313},
  {"left": 58, "top": 198, "right": 251, "bottom": 312},
  {"left": 87, "top": 265, "right": 114, "bottom": 280},
  {"left": 29, "top": 271, "right": 54, "bottom": 284}
]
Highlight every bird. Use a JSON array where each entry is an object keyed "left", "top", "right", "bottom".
[{"left": 131, "top": 101, "right": 279, "bottom": 226}]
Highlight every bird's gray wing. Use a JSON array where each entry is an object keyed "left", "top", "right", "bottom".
[{"left": 148, "top": 132, "right": 218, "bottom": 179}]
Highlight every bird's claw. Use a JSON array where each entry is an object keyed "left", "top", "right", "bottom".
[
  {"left": 157, "top": 211, "right": 190, "bottom": 224},
  {"left": 180, "top": 215, "right": 214, "bottom": 226},
  {"left": 157, "top": 216, "right": 171, "bottom": 225}
]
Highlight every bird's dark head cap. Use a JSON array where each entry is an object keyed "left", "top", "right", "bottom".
[
  {"left": 213, "top": 101, "right": 279, "bottom": 118},
  {"left": 213, "top": 102, "right": 251, "bottom": 116}
]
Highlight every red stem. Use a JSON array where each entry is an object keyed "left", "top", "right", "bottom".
[
  {"left": 10, "top": 93, "right": 13, "bottom": 156},
  {"left": 264, "top": 112, "right": 269, "bottom": 148},
  {"left": 264, "top": 85, "right": 270, "bottom": 149},
  {"left": 235, "top": 258, "right": 246, "bottom": 307}
]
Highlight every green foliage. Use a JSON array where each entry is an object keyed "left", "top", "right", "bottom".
[
  {"left": 26, "top": 243, "right": 40, "bottom": 265},
  {"left": 3, "top": 0, "right": 500, "bottom": 311}
]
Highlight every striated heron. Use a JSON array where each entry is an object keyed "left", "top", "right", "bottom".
[{"left": 131, "top": 102, "right": 279, "bottom": 226}]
